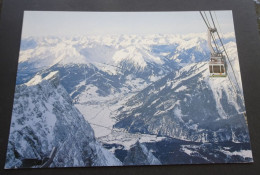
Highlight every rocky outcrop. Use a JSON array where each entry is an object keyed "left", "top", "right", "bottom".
[
  {"left": 124, "top": 141, "right": 161, "bottom": 165},
  {"left": 5, "top": 72, "right": 122, "bottom": 169}
]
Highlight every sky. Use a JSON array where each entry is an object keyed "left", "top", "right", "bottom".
[{"left": 21, "top": 11, "right": 235, "bottom": 37}]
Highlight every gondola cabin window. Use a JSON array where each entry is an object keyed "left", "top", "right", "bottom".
[
  {"left": 209, "top": 63, "right": 226, "bottom": 77},
  {"left": 213, "top": 65, "right": 220, "bottom": 73}
]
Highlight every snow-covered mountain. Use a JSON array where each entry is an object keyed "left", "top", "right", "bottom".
[
  {"left": 5, "top": 71, "right": 122, "bottom": 168},
  {"left": 15, "top": 34, "right": 241, "bottom": 137},
  {"left": 114, "top": 62, "right": 249, "bottom": 143},
  {"left": 16, "top": 33, "right": 235, "bottom": 85},
  {"left": 6, "top": 32, "right": 252, "bottom": 167}
]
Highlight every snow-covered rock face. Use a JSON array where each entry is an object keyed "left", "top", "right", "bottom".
[
  {"left": 5, "top": 72, "right": 122, "bottom": 169},
  {"left": 114, "top": 62, "right": 249, "bottom": 143},
  {"left": 123, "top": 141, "right": 161, "bottom": 165}
]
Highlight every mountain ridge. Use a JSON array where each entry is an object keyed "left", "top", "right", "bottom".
[
  {"left": 114, "top": 62, "right": 249, "bottom": 143},
  {"left": 5, "top": 71, "right": 122, "bottom": 168}
]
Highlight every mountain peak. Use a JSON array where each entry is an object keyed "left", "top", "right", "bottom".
[
  {"left": 25, "top": 71, "right": 60, "bottom": 87},
  {"left": 43, "top": 71, "right": 60, "bottom": 87},
  {"left": 123, "top": 141, "right": 161, "bottom": 165},
  {"left": 6, "top": 71, "right": 122, "bottom": 168}
]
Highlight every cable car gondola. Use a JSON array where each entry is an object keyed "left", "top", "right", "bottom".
[
  {"left": 209, "top": 52, "right": 227, "bottom": 77},
  {"left": 207, "top": 28, "right": 227, "bottom": 77}
]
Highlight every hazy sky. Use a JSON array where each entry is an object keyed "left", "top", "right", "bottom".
[{"left": 21, "top": 11, "right": 235, "bottom": 37}]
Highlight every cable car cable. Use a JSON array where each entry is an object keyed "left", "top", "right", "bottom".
[
  {"left": 203, "top": 11, "right": 221, "bottom": 53},
  {"left": 203, "top": 11, "right": 222, "bottom": 53},
  {"left": 209, "top": 11, "right": 243, "bottom": 97},
  {"left": 200, "top": 11, "right": 246, "bottom": 115},
  {"left": 203, "top": 11, "right": 211, "bottom": 27},
  {"left": 199, "top": 11, "right": 210, "bottom": 28},
  {"left": 211, "top": 13, "right": 242, "bottom": 98},
  {"left": 200, "top": 11, "right": 241, "bottom": 94},
  {"left": 213, "top": 11, "right": 225, "bottom": 45},
  {"left": 207, "top": 11, "right": 247, "bottom": 123},
  {"left": 204, "top": 11, "right": 220, "bottom": 53},
  {"left": 199, "top": 12, "right": 220, "bottom": 54}
]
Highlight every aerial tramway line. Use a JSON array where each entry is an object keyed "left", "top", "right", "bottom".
[
  {"left": 207, "top": 27, "right": 227, "bottom": 77},
  {"left": 200, "top": 11, "right": 243, "bottom": 94},
  {"left": 200, "top": 11, "right": 248, "bottom": 124},
  {"left": 200, "top": 11, "right": 227, "bottom": 77}
]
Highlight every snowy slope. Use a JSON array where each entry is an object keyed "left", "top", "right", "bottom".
[
  {"left": 5, "top": 71, "right": 122, "bottom": 169},
  {"left": 123, "top": 141, "right": 161, "bottom": 165},
  {"left": 114, "top": 62, "right": 249, "bottom": 143}
]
